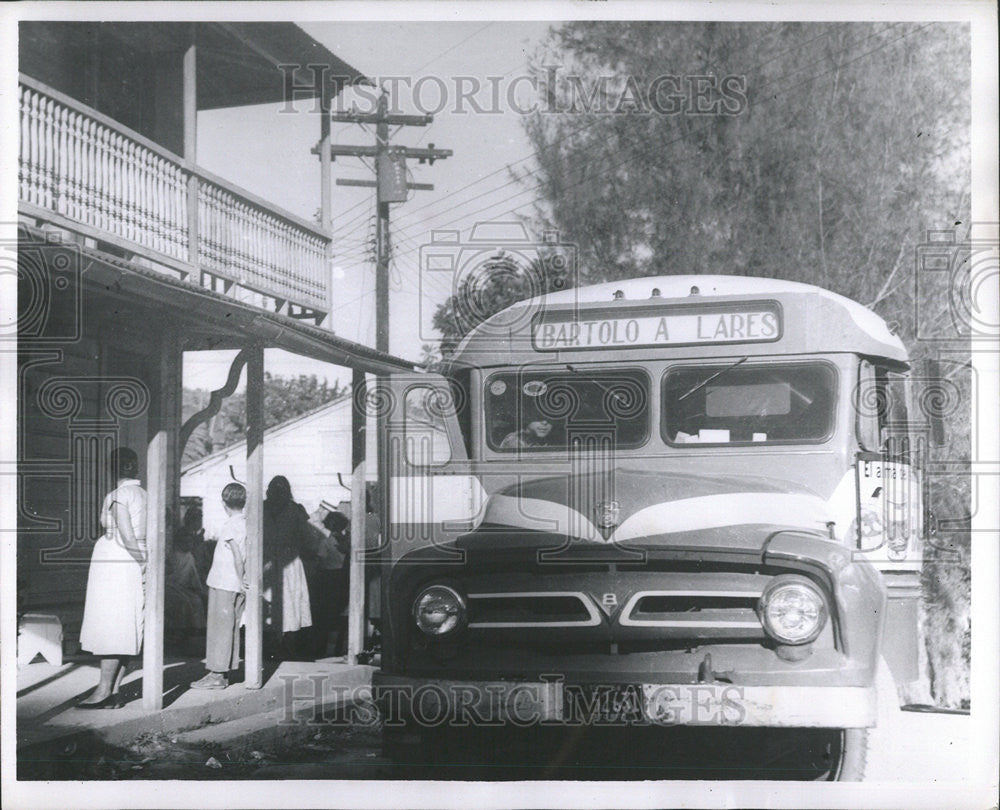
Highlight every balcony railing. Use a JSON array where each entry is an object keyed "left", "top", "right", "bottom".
[{"left": 18, "top": 75, "right": 332, "bottom": 320}]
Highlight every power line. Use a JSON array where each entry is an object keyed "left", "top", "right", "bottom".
[
  {"left": 391, "top": 21, "right": 877, "bottom": 240},
  {"left": 322, "top": 95, "right": 452, "bottom": 357},
  {"left": 409, "top": 22, "right": 496, "bottom": 77},
  {"left": 390, "top": 22, "right": 918, "bottom": 247},
  {"left": 390, "top": 22, "right": 851, "bottom": 233}
]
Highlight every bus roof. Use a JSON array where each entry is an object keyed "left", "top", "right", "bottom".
[{"left": 450, "top": 275, "right": 908, "bottom": 367}]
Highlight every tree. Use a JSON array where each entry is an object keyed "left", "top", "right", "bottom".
[{"left": 520, "top": 23, "right": 969, "bottom": 312}]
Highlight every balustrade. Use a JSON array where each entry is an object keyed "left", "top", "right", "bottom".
[{"left": 18, "top": 76, "right": 331, "bottom": 316}]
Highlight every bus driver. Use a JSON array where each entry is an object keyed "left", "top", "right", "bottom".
[{"left": 500, "top": 416, "right": 554, "bottom": 449}]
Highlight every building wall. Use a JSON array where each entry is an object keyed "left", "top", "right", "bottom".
[
  {"left": 18, "top": 253, "right": 157, "bottom": 644},
  {"left": 180, "top": 401, "right": 376, "bottom": 535},
  {"left": 19, "top": 22, "right": 184, "bottom": 155}
]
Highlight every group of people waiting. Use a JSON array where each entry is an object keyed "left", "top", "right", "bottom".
[
  {"left": 183, "top": 475, "right": 354, "bottom": 690},
  {"left": 77, "top": 446, "right": 356, "bottom": 707}
]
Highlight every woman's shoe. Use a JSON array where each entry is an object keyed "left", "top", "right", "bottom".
[{"left": 77, "top": 693, "right": 123, "bottom": 710}]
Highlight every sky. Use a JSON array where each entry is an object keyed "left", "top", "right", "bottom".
[{"left": 185, "top": 21, "right": 554, "bottom": 391}]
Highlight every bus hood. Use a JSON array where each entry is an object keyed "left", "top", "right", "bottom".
[{"left": 473, "top": 468, "right": 833, "bottom": 547}]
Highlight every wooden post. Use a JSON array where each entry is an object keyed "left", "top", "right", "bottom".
[
  {"left": 143, "top": 327, "right": 180, "bottom": 711},
  {"left": 319, "top": 85, "right": 332, "bottom": 232},
  {"left": 183, "top": 27, "right": 197, "bottom": 162},
  {"left": 183, "top": 26, "right": 199, "bottom": 269},
  {"left": 319, "top": 82, "right": 333, "bottom": 316},
  {"left": 244, "top": 344, "right": 265, "bottom": 688},
  {"left": 374, "top": 93, "right": 390, "bottom": 356},
  {"left": 347, "top": 368, "right": 367, "bottom": 661}
]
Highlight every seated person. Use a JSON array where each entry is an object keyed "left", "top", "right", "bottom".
[{"left": 500, "top": 418, "right": 554, "bottom": 449}]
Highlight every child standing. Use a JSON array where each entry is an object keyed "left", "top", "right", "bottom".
[{"left": 190, "top": 483, "right": 247, "bottom": 690}]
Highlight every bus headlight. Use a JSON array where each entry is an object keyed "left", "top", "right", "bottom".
[
  {"left": 758, "top": 576, "right": 827, "bottom": 645},
  {"left": 413, "top": 585, "right": 467, "bottom": 636}
]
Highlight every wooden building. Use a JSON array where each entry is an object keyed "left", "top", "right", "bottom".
[{"left": 16, "top": 22, "right": 408, "bottom": 708}]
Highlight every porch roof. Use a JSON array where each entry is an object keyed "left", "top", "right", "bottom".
[
  {"left": 19, "top": 21, "right": 369, "bottom": 110},
  {"left": 34, "top": 225, "right": 416, "bottom": 376}
]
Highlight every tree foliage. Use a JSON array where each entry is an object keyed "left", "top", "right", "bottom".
[
  {"left": 521, "top": 23, "right": 968, "bottom": 316},
  {"left": 433, "top": 23, "right": 969, "bottom": 350}
]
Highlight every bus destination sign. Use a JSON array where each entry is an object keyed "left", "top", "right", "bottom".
[{"left": 532, "top": 303, "right": 781, "bottom": 351}]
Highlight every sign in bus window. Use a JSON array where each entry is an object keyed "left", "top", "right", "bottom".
[
  {"left": 485, "top": 369, "right": 649, "bottom": 451},
  {"left": 662, "top": 362, "right": 837, "bottom": 445}
]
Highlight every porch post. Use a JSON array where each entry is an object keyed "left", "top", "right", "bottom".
[
  {"left": 244, "top": 343, "right": 265, "bottom": 688},
  {"left": 319, "top": 81, "right": 334, "bottom": 317},
  {"left": 183, "top": 25, "right": 197, "bottom": 161},
  {"left": 183, "top": 24, "right": 199, "bottom": 269},
  {"left": 347, "top": 369, "right": 367, "bottom": 661},
  {"left": 319, "top": 78, "right": 332, "bottom": 232},
  {"left": 143, "top": 327, "right": 180, "bottom": 710}
]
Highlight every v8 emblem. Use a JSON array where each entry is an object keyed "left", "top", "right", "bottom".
[{"left": 600, "top": 593, "right": 618, "bottom": 615}]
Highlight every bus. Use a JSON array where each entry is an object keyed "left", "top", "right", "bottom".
[{"left": 371, "top": 274, "right": 937, "bottom": 780}]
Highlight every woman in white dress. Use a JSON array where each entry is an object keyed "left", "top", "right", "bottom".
[
  {"left": 77, "top": 447, "right": 147, "bottom": 708},
  {"left": 262, "top": 476, "right": 313, "bottom": 659}
]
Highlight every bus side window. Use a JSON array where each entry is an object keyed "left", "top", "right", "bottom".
[
  {"left": 403, "top": 385, "right": 453, "bottom": 467},
  {"left": 857, "top": 360, "right": 880, "bottom": 451},
  {"left": 873, "top": 366, "right": 910, "bottom": 461}
]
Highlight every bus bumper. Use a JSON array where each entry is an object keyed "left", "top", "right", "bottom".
[{"left": 373, "top": 673, "right": 877, "bottom": 729}]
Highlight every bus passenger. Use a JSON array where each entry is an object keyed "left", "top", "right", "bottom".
[{"left": 500, "top": 418, "right": 554, "bottom": 449}]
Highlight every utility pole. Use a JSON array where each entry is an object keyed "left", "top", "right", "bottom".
[
  {"left": 315, "top": 92, "right": 452, "bottom": 353},
  {"left": 315, "top": 91, "right": 451, "bottom": 662},
  {"left": 374, "top": 94, "right": 390, "bottom": 354}
]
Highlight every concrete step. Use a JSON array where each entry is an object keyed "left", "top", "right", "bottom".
[
  {"left": 172, "top": 666, "right": 373, "bottom": 754},
  {"left": 18, "top": 660, "right": 375, "bottom": 752}
]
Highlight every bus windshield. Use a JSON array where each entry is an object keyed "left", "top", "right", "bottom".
[
  {"left": 662, "top": 361, "right": 837, "bottom": 445},
  {"left": 485, "top": 369, "right": 649, "bottom": 451}
]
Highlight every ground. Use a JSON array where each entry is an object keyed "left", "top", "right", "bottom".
[{"left": 18, "top": 709, "right": 971, "bottom": 782}]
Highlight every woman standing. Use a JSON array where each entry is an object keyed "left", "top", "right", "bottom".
[
  {"left": 78, "top": 447, "right": 147, "bottom": 708},
  {"left": 262, "top": 476, "right": 313, "bottom": 659}
]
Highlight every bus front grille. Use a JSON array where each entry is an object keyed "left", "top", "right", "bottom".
[
  {"left": 617, "top": 590, "right": 766, "bottom": 639},
  {"left": 467, "top": 592, "right": 601, "bottom": 628}
]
